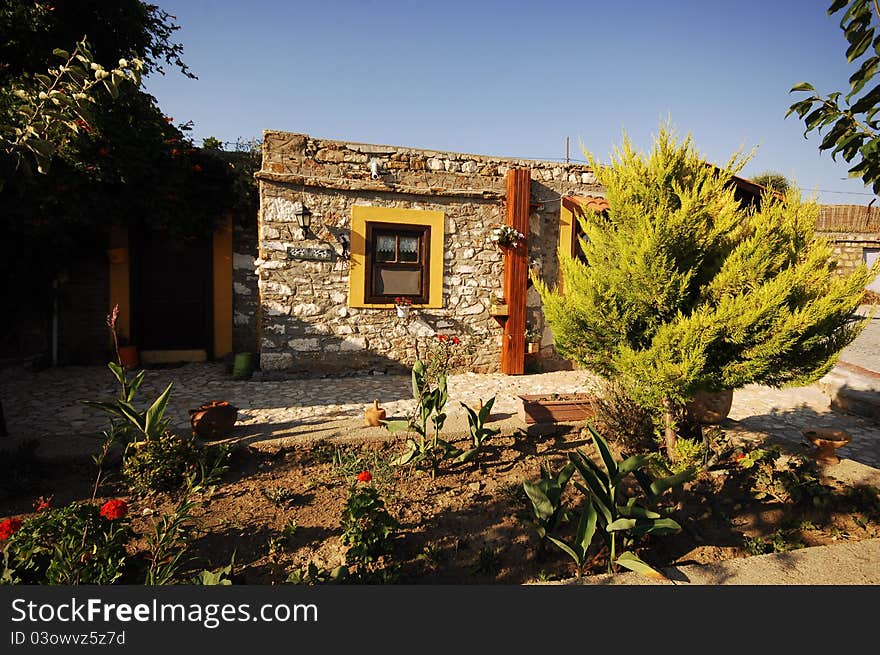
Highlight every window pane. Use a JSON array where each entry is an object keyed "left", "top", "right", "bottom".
[
  {"left": 376, "top": 235, "right": 397, "bottom": 262},
  {"left": 376, "top": 267, "right": 421, "bottom": 295},
  {"left": 398, "top": 235, "right": 419, "bottom": 262}
]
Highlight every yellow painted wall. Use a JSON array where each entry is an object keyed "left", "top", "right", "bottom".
[
  {"left": 349, "top": 205, "right": 445, "bottom": 308},
  {"left": 107, "top": 225, "right": 130, "bottom": 340},
  {"left": 213, "top": 214, "right": 233, "bottom": 358}
]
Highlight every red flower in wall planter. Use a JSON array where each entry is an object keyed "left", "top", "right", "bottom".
[{"left": 394, "top": 296, "right": 413, "bottom": 318}]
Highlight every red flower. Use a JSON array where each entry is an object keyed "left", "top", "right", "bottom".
[
  {"left": 193, "top": 164, "right": 203, "bottom": 172},
  {"left": 452, "top": 336, "right": 461, "bottom": 345},
  {"left": 356, "top": 470, "right": 372, "bottom": 483},
  {"left": 0, "top": 517, "right": 22, "bottom": 541},
  {"left": 735, "top": 452, "right": 746, "bottom": 461},
  {"left": 437, "top": 334, "right": 448, "bottom": 342},
  {"left": 165, "top": 116, "right": 174, "bottom": 122},
  {"left": 99, "top": 499, "right": 128, "bottom": 521},
  {"left": 33, "top": 496, "right": 52, "bottom": 512},
  {"left": 75, "top": 119, "right": 92, "bottom": 132}
]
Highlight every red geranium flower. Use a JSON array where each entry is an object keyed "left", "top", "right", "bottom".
[
  {"left": 33, "top": 496, "right": 52, "bottom": 512},
  {"left": 99, "top": 499, "right": 128, "bottom": 521},
  {"left": 356, "top": 470, "right": 372, "bottom": 483},
  {"left": 165, "top": 116, "right": 174, "bottom": 122},
  {"left": 452, "top": 336, "right": 461, "bottom": 345},
  {"left": 0, "top": 517, "right": 22, "bottom": 541},
  {"left": 437, "top": 334, "right": 448, "bottom": 342}
]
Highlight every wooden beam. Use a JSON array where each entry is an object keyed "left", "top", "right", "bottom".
[{"left": 501, "top": 168, "right": 531, "bottom": 375}]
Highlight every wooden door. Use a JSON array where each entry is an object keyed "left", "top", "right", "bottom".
[{"left": 132, "top": 229, "right": 212, "bottom": 352}]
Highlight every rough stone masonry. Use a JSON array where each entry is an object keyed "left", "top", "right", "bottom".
[{"left": 254, "top": 131, "right": 602, "bottom": 375}]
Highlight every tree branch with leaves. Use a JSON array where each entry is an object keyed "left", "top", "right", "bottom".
[
  {"left": 1, "top": 37, "right": 142, "bottom": 185},
  {"left": 787, "top": 0, "right": 880, "bottom": 194}
]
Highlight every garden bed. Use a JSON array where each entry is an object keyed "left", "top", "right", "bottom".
[{"left": 1, "top": 425, "right": 878, "bottom": 585}]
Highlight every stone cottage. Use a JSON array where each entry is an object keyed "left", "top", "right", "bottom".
[{"left": 254, "top": 131, "right": 611, "bottom": 376}]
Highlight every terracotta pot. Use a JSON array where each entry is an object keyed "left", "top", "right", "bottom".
[
  {"left": 189, "top": 400, "right": 238, "bottom": 439},
  {"left": 685, "top": 390, "right": 734, "bottom": 425},
  {"left": 118, "top": 345, "right": 139, "bottom": 369},
  {"left": 364, "top": 399, "right": 386, "bottom": 427}
]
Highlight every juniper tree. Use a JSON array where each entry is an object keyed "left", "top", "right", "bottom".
[{"left": 535, "top": 127, "right": 877, "bottom": 460}]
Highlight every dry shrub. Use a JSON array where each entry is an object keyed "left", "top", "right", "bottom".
[{"left": 592, "top": 379, "right": 658, "bottom": 455}]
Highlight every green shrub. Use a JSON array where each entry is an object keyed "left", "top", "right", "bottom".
[
  {"left": 2, "top": 501, "right": 131, "bottom": 584},
  {"left": 123, "top": 432, "right": 227, "bottom": 495},
  {"left": 340, "top": 480, "right": 399, "bottom": 564}
]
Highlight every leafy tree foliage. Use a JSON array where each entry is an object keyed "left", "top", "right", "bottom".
[
  {"left": 787, "top": 0, "right": 880, "bottom": 194},
  {"left": 0, "top": 1, "right": 259, "bottom": 358},
  {"left": 751, "top": 171, "right": 791, "bottom": 194},
  {"left": 535, "top": 127, "right": 876, "bottom": 458}
]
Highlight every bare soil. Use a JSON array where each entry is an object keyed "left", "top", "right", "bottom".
[{"left": 2, "top": 426, "right": 879, "bottom": 584}]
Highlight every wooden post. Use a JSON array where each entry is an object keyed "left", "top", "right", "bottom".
[{"left": 501, "top": 168, "right": 531, "bottom": 375}]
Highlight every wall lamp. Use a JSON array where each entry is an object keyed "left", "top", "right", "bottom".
[{"left": 294, "top": 202, "right": 313, "bottom": 238}]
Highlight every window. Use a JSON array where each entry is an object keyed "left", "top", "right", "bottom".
[
  {"left": 349, "top": 205, "right": 444, "bottom": 308},
  {"left": 561, "top": 196, "right": 608, "bottom": 264},
  {"left": 365, "top": 223, "right": 430, "bottom": 303}
]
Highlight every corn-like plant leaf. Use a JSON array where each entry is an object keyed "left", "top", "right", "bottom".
[
  {"left": 570, "top": 450, "right": 612, "bottom": 508},
  {"left": 586, "top": 424, "right": 618, "bottom": 479},
  {"left": 107, "top": 361, "right": 126, "bottom": 385},
  {"left": 390, "top": 441, "right": 418, "bottom": 466},
  {"left": 81, "top": 400, "right": 126, "bottom": 418},
  {"left": 116, "top": 400, "right": 145, "bottom": 432},
  {"left": 575, "top": 499, "right": 598, "bottom": 553},
  {"left": 382, "top": 419, "right": 411, "bottom": 433},
  {"left": 613, "top": 453, "right": 651, "bottom": 483},
  {"left": 616, "top": 551, "right": 668, "bottom": 580},
  {"left": 478, "top": 396, "right": 495, "bottom": 424},
  {"left": 615, "top": 504, "right": 661, "bottom": 519},
  {"left": 523, "top": 480, "right": 554, "bottom": 521},
  {"left": 649, "top": 467, "right": 696, "bottom": 498},
  {"left": 607, "top": 517, "right": 638, "bottom": 532},
  {"left": 144, "top": 382, "right": 173, "bottom": 438}
]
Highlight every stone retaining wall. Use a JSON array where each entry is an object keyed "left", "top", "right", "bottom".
[{"left": 255, "top": 131, "right": 602, "bottom": 374}]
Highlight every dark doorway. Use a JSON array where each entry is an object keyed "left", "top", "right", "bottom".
[{"left": 131, "top": 229, "right": 212, "bottom": 352}]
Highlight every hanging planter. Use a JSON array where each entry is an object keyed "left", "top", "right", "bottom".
[{"left": 489, "top": 224, "right": 525, "bottom": 250}]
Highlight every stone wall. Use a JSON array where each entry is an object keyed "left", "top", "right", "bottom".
[
  {"left": 818, "top": 230, "right": 880, "bottom": 275},
  {"left": 255, "top": 131, "right": 602, "bottom": 375},
  {"left": 232, "top": 215, "right": 259, "bottom": 354}
]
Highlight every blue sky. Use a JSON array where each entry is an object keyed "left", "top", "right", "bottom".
[{"left": 145, "top": 0, "right": 875, "bottom": 205}]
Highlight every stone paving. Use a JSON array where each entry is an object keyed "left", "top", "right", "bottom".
[{"left": 1, "top": 355, "right": 879, "bottom": 468}]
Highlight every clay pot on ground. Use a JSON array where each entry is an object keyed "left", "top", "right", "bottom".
[
  {"left": 118, "top": 345, "right": 139, "bottom": 369},
  {"left": 685, "top": 389, "right": 734, "bottom": 425},
  {"left": 364, "top": 399, "right": 386, "bottom": 427},
  {"left": 189, "top": 400, "right": 238, "bottom": 439},
  {"left": 801, "top": 427, "right": 851, "bottom": 465}
]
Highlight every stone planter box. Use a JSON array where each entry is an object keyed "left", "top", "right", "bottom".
[{"left": 516, "top": 393, "right": 597, "bottom": 424}]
